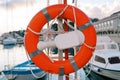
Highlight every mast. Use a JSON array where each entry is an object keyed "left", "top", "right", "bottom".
[{"left": 58, "top": 0, "right": 64, "bottom": 80}]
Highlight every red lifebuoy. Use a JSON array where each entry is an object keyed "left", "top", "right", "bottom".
[{"left": 24, "top": 4, "right": 96, "bottom": 74}]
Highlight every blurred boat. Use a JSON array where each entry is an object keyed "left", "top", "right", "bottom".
[
  {"left": 3, "top": 37, "right": 17, "bottom": 45},
  {"left": 3, "top": 45, "right": 15, "bottom": 49},
  {"left": 3, "top": 60, "right": 47, "bottom": 80},
  {"left": 17, "top": 36, "right": 23, "bottom": 44}
]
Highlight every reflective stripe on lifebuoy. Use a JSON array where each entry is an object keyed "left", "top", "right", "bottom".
[{"left": 24, "top": 4, "right": 96, "bottom": 74}]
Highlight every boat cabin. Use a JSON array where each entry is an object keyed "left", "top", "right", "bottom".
[
  {"left": 94, "top": 55, "right": 120, "bottom": 65},
  {"left": 92, "top": 41, "right": 120, "bottom": 70},
  {"left": 96, "top": 42, "right": 119, "bottom": 51},
  {"left": 91, "top": 36, "right": 120, "bottom": 70}
]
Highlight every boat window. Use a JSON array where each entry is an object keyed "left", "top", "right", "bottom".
[
  {"left": 108, "top": 57, "right": 120, "bottom": 64},
  {"left": 96, "top": 45, "right": 104, "bottom": 50},
  {"left": 107, "top": 44, "right": 117, "bottom": 49},
  {"left": 95, "top": 55, "right": 106, "bottom": 64}
]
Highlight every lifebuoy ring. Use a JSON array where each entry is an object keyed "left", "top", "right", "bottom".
[{"left": 24, "top": 4, "right": 96, "bottom": 74}]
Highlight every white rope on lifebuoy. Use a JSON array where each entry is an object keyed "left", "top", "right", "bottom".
[{"left": 27, "top": 5, "right": 69, "bottom": 35}]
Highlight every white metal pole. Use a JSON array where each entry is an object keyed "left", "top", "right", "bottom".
[
  {"left": 58, "top": 0, "right": 63, "bottom": 4},
  {"left": 58, "top": 0, "right": 64, "bottom": 80},
  {"left": 58, "top": 19, "right": 64, "bottom": 80},
  {"left": 73, "top": 0, "right": 78, "bottom": 79},
  {"left": 46, "top": 0, "right": 50, "bottom": 56},
  {"left": 75, "top": 0, "right": 77, "bottom": 7}
]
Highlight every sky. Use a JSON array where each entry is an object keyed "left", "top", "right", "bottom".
[{"left": 0, "top": 0, "right": 120, "bottom": 34}]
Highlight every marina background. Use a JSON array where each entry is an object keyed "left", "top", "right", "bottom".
[
  {"left": 0, "top": 44, "right": 27, "bottom": 71},
  {"left": 0, "top": 0, "right": 120, "bottom": 34},
  {"left": 0, "top": 0, "right": 120, "bottom": 80}
]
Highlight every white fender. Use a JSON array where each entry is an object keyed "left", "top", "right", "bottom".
[
  {"left": 55, "top": 30, "right": 84, "bottom": 49},
  {"left": 37, "top": 30, "right": 84, "bottom": 50}
]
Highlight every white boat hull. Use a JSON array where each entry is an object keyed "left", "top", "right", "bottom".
[
  {"left": 90, "top": 64, "right": 120, "bottom": 80},
  {"left": 3, "top": 38, "right": 17, "bottom": 45}
]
